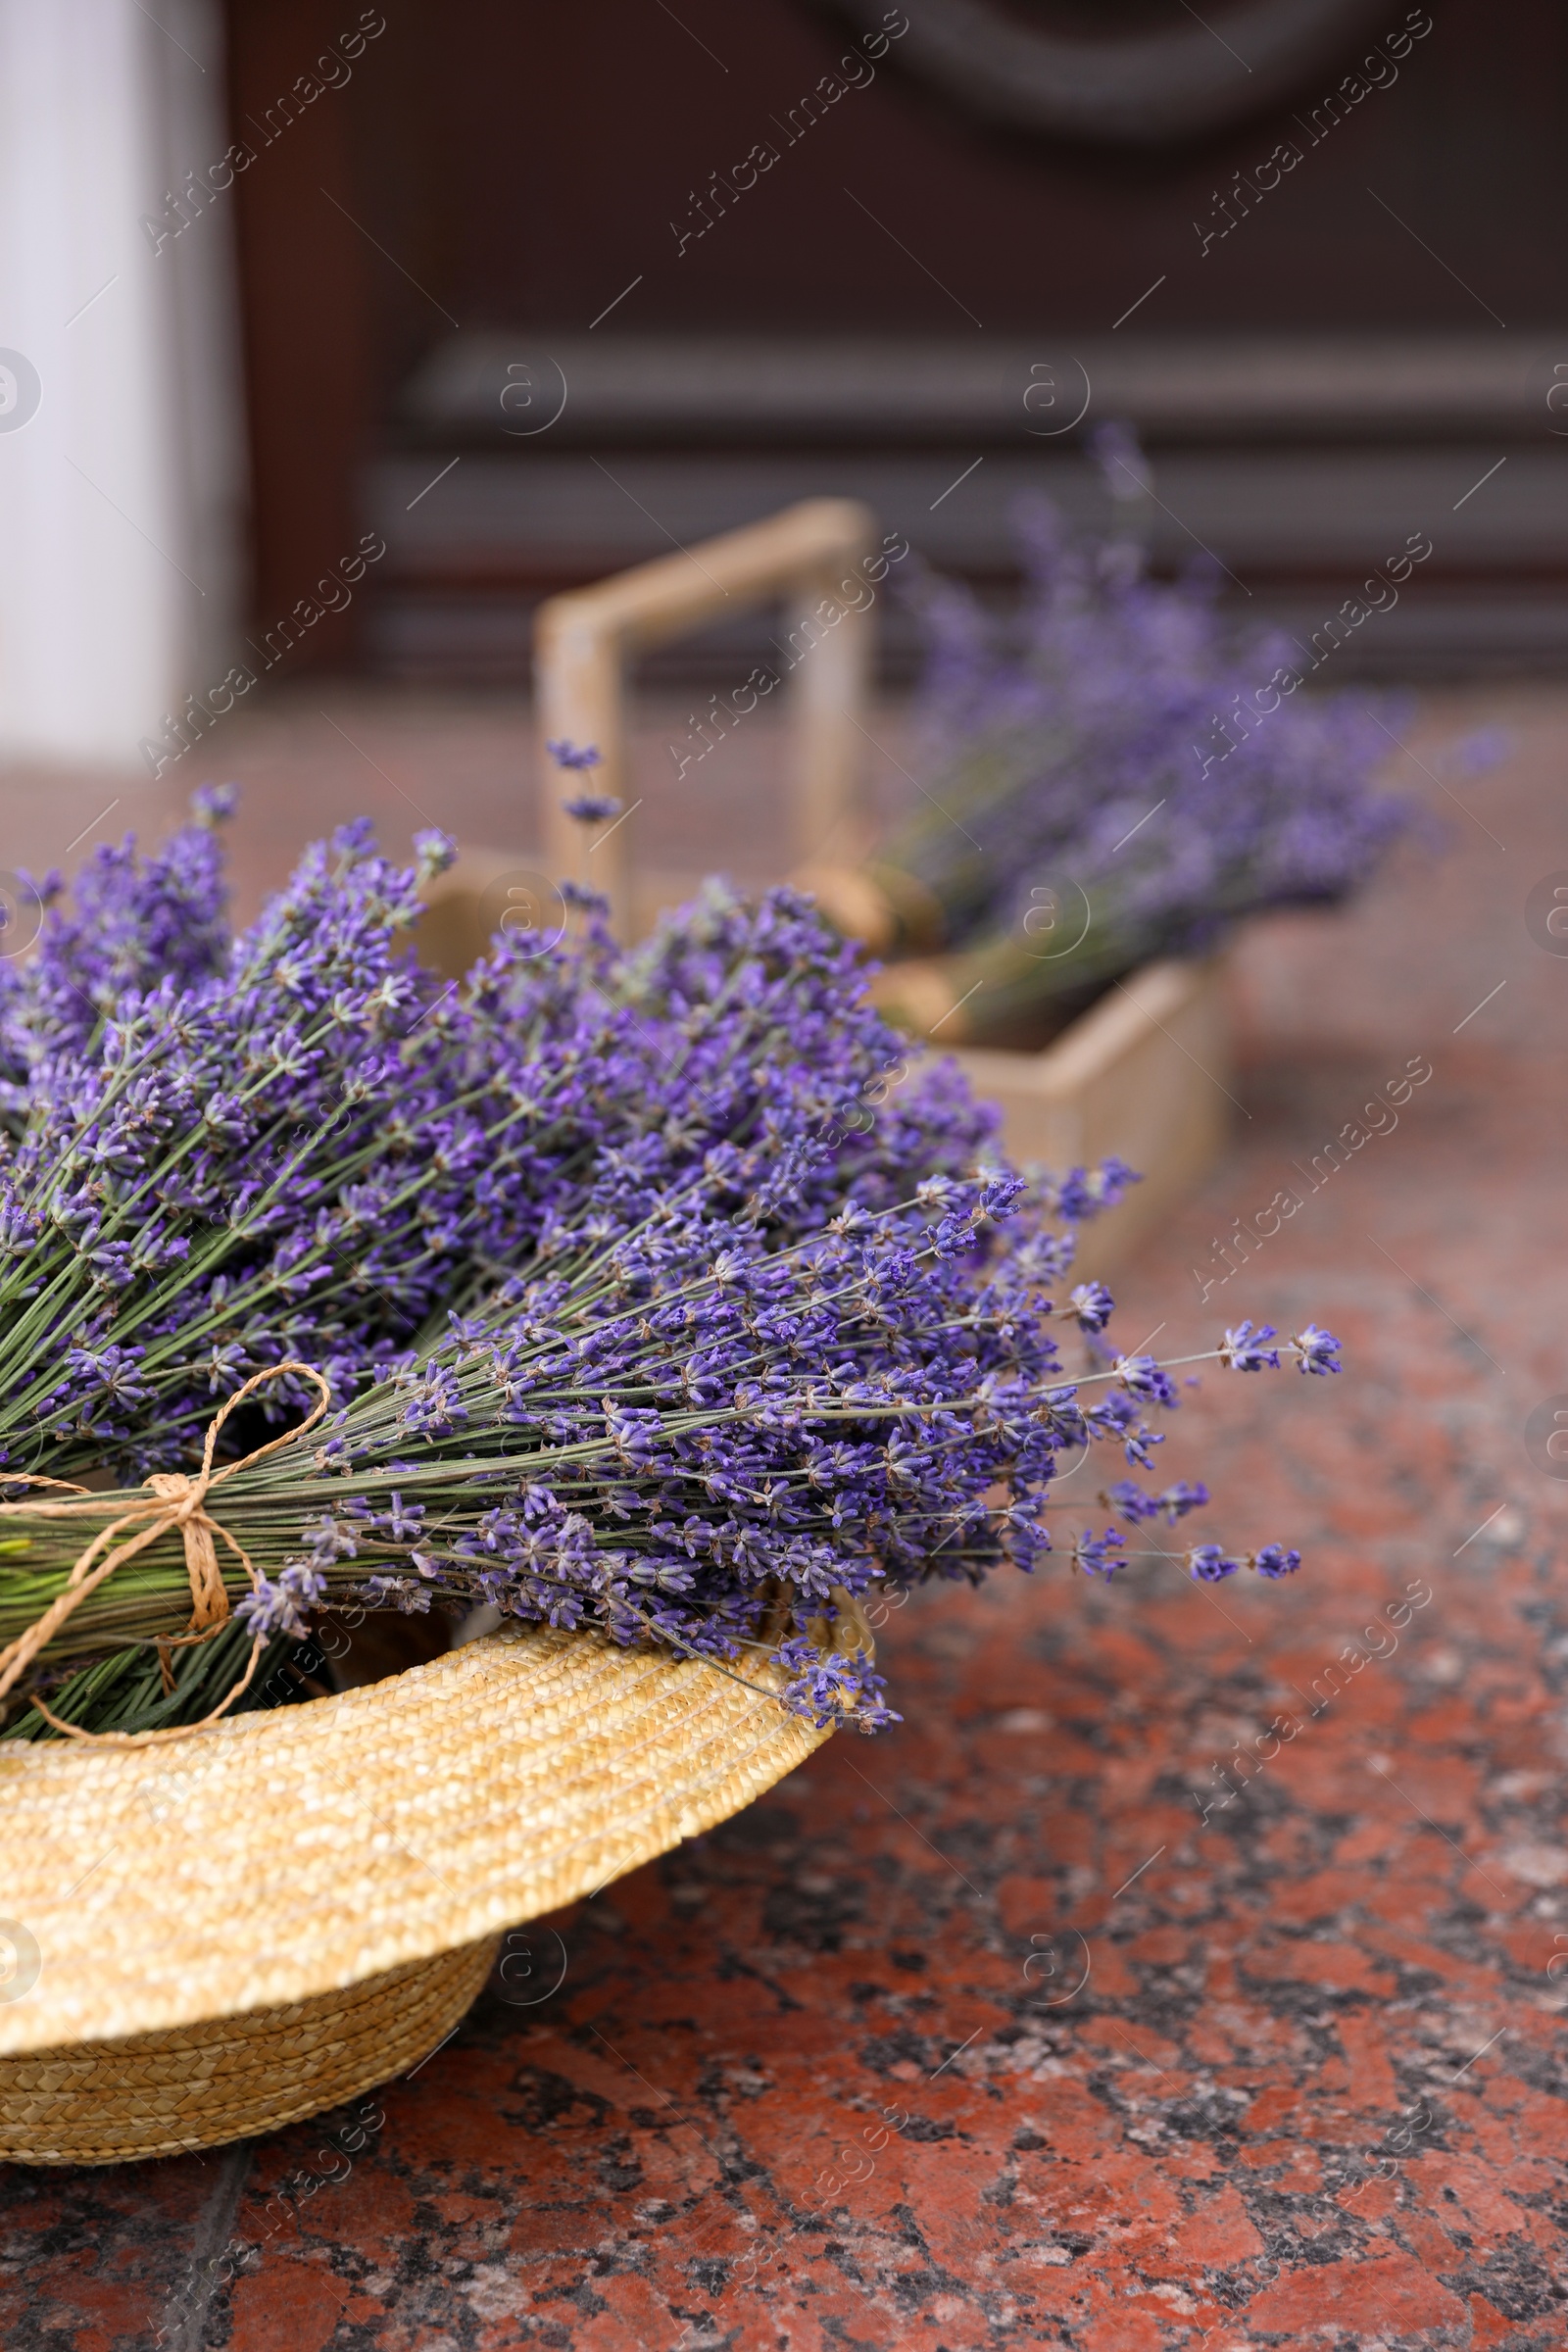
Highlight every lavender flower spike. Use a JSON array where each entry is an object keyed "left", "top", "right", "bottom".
[
  {"left": 546, "top": 738, "right": 603, "bottom": 770},
  {"left": 1288, "top": 1325, "right": 1343, "bottom": 1376},
  {"left": 1219, "top": 1319, "right": 1281, "bottom": 1373},
  {"left": 1075, "top": 1528, "right": 1127, "bottom": 1578},
  {"left": 234, "top": 1561, "right": 328, "bottom": 1641},
  {"left": 1188, "top": 1544, "right": 1241, "bottom": 1582},
  {"left": 1069, "top": 1281, "right": 1114, "bottom": 1333}
]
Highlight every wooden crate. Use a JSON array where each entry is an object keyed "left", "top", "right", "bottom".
[
  {"left": 948, "top": 957, "right": 1232, "bottom": 1276},
  {"left": 417, "top": 502, "right": 1236, "bottom": 1275}
]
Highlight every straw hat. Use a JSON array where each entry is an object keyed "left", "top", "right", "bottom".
[{"left": 0, "top": 1622, "right": 838, "bottom": 2165}]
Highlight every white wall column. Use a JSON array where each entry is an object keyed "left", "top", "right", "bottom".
[{"left": 0, "top": 0, "right": 245, "bottom": 770}]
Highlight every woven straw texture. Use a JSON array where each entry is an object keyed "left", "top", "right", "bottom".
[
  {"left": 0, "top": 1624, "right": 828, "bottom": 2070},
  {"left": 0, "top": 1934, "right": 502, "bottom": 2166}
]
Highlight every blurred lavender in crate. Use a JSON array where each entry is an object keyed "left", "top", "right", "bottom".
[{"left": 818, "top": 430, "right": 1507, "bottom": 1049}]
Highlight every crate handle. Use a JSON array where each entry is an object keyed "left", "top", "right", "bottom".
[{"left": 534, "top": 497, "right": 880, "bottom": 935}]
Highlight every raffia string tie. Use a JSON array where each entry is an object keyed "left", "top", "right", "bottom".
[{"left": 0, "top": 1361, "right": 331, "bottom": 1746}]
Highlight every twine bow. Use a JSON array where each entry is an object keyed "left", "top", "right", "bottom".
[{"left": 0, "top": 1362, "right": 331, "bottom": 1746}]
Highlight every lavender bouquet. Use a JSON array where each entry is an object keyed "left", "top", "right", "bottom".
[
  {"left": 847, "top": 459, "right": 1425, "bottom": 1047},
  {"left": 0, "top": 796, "right": 1336, "bottom": 1741},
  {"left": 0, "top": 805, "right": 1000, "bottom": 1485},
  {"left": 0, "top": 1165, "right": 1333, "bottom": 1741}
]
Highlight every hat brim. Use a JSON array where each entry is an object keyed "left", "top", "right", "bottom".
[{"left": 0, "top": 1624, "right": 831, "bottom": 2056}]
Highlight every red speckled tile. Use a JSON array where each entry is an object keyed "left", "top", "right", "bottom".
[{"left": 1, "top": 689, "right": 1565, "bottom": 2349}]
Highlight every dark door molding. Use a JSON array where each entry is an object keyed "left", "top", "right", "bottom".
[{"left": 821, "top": 0, "right": 1407, "bottom": 144}]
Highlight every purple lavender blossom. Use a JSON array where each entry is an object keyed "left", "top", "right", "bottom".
[
  {"left": 413, "top": 828, "right": 458, "bottom": 880},
  {"left": 1288, "top": 1324, "right": 1342, "bottom": 1376},
  {"left": 235, "top": 1561, "right": 328, "bottom": 1640},
  {"left": 1054, "top": 1160, "right": 1139, "bottom": 1222},
  {"left": 546, "top": 739, "right": 603, "bottom": 770},
  {"left": 562, "top": 794, "right": 622, "bottom": 824},
  {"left": 1154, "top": 1480, "right": 1209, "bottom": 1523},
  {"left": 1074, "top": 1528, "right": 1127, "bottom": 1578},
  {"left": 776, "top": 1636, "right": 901, "bottom": 1733},
  {"left": 1220, "top": 1320, "right": 1281, "bottom": 1373},
  {"left": 1069, "top": 1281, "right": 1115, "bottom": 1333},
  {"left": 192, "top": 782, "right": 238, "bottom": 825},
  {"left": 1113, "top": 1354, "right": 1179, "bottom": 1406},
  {"left": 1439, "top": 726, "right": 1514, "bottom": 780},
  {"left": 1090, "top": 419, "right": 1153, "bottom": 504},
  {"left": 1104, "top": 1480, "right": 1158, "bottom": 1523},
  {"left": 0, "top": 793, "right": 235, "bottom": 1080},
  {"left": 1187, "top": 1544, "right": 1241, "bottom": 1582}
]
